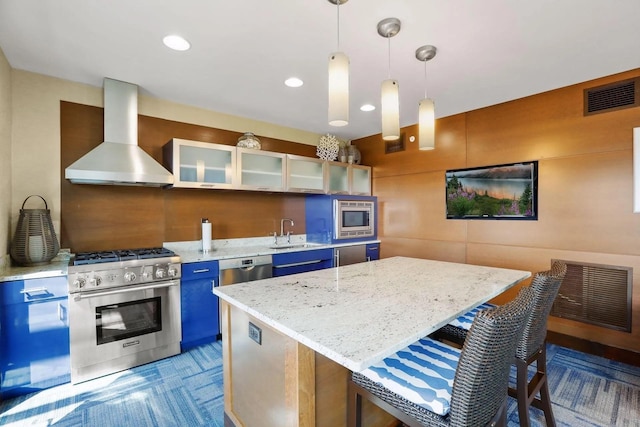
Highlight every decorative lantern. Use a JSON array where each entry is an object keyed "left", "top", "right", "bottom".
[{"left": 10, "top": 195, "right": 60, "bottom": 266}]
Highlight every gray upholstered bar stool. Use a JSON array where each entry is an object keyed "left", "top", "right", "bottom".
[
  {"left": 347, "top": 287, "right": 535, "bottom": 427},
  {"left": 435, "top": 261, "right": 566, "bottom": 427}
]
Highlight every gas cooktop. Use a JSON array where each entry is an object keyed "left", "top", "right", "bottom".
[{"left": 72, "top": 247, "right": 176, "bottom": 266}]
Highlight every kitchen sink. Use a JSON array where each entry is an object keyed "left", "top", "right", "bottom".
[{"left": 268, "top": 243, "right": 319, "bottom": 250}]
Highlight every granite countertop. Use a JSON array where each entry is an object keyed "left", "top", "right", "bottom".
[
  {"left": 165, "top": 236, "right": 380, "bottom": 263},
  {"left": 213, "top": 256, "right": 531, "bottom": 372},
  {"left": 0, "top": 250, "right": 72, "bottom": 282},
  {"left": 0, "top": 236, "right": 381, "bottom": 281}
]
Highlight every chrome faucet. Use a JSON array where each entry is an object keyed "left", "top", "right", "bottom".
[{"left": 280, "top": 218, "right": 294, "bottom": 243}]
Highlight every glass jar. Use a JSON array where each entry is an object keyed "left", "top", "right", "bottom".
[
  {"left": 338, "top": 147, "right": 348, "bottom": 163},
  {"left": 237, "top": 132, "right": 261, "bottom": 150},
  {"left": 347, "top": 145, "right": 361, "bottom": 164}
]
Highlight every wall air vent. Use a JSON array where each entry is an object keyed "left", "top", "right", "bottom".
[
  {"left": 584, "top": 77, "right": 640, "bottom": 116},
  {"left": 550, "top": 259, "right": 632, "bottom": 332}
]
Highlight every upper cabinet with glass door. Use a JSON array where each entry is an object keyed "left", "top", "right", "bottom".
[
  {"left": 286, "top": 155, "right": 325, "bottom": 194},
  {"left": 326, "top": 161, "right": 350, "bottom": 194},
  {"left": 349, "top": 164, "right": 372, "bottom": 195},
  {"left": 236, "top": 148, "right": 286, "bottom": 192},
  {"left": 325, "top": 161, "right": 372, "bottom": 195},
  {"left": 162, "top": 138, "right": 371, "bottom": 195},
  {"left": 163, "top": 139, "right": 236, "bottom": 189}
]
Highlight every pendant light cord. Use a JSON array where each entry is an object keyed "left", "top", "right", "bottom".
[
  {"left": 387, "top": 36, "right": 391, "bottom": 79},
  {"left": 336, "top": 1, "right": 341, "bottom": 50},
  {"left": 423, "top": 59, "right": 428, "bottom": 98}
]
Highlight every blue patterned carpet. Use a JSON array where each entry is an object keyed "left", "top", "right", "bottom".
[
  {"left": 0, "top": 342, "right": 638, "bottom": 426},
  {"left": 0, "top": 341, "right": 225, "bottom": 427},
  {"left": 512, "top": 344, "right": 640, "bottom": 427}
]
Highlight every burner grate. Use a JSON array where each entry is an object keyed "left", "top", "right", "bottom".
[{"left": 72, "top": 247, "right": 176, "bottom": 265}]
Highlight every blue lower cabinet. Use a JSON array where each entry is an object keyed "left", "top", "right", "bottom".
[
  {"left": 272, "top": 248, "right": 333, "bottom": 277},
  {"left": 180, "top": 260, "right": 220, "bottom": 350},
  {"left": 366, "top": 243, "right": 380, "bottom": 261},
  {"left": 0, "top": 277, "right": 70, "bottom": 398}
]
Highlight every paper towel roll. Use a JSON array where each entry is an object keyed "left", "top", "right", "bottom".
[{"left": 201, "top": 220, "right": 212, "bottom": 253}]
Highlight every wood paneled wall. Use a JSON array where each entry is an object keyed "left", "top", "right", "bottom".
[
  {"left": 60, "top": 101, "right": 316, "bottom": 252},
  {"left": 354, "top": 69, "right": 640, "bottom": 355}
]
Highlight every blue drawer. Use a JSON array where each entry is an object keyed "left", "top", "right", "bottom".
[
  {"left": 0, "top": 276, "right": 68, "bottom": 306},
  {"left": 272, "top": 248, "right": 333, "bottom": 277},
  {"left": 181, "top": 260, "right": 219, "bottom": 280}
]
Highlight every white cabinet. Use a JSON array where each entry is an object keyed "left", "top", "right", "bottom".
[
  {"left": 163, "top": 139, "right": 235, "bottom": 189},
  {"left": 326, "top": 161, "right": 372, "bottom": 195},
  {"left": 236, "top": 148, "right": 286, "bottom": 191},
  {"left": 327, "top": 162, "right": 350, "bottom": 194},
  {"left": 286, "top": 155, "right": 325, "bottom": 194},
  {"left": 163, "top": 138, "right": 371, "bottom": 195},
  {"left": 350, "top": 164, "right": 372, "bottom": 195}
]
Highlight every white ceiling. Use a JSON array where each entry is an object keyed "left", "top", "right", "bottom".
[{"left": 1, "top": 0, "right": 639, "bottom": 141}]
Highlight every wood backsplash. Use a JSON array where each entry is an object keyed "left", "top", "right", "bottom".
[{"left": 60, "top": 101, "right": 316, "bottom": 252}]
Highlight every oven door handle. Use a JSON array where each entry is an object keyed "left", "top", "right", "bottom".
[{"left": 72, "top": 280, "right": 180, "bottom": 301}]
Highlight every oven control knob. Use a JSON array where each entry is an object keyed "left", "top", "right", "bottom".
[
  {"left": 142, "top": 270, "right": 152, "bottom": 280},
  {"left": 155, "top": 268, "right": 166, "bottom": 279},
  {"left": 168, "top": 267, "right": 177, "bottom": 277},
  {"left": 90, "top": 277, "right": 102, "bottom": 287},
  {"left": 73, "top": 278, "right": 86, "bottom": 289},
  {"left": 124, "top": 271, "right": 137, "bottom": 282}
]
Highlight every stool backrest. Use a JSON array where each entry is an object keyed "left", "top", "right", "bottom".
[
  {"left": 515, "top": 261, "right": 566, "bottom": 360},
  {"left": 449, "top": 287, "right": 534, "bottom": 427}
]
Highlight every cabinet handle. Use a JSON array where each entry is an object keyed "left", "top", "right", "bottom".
[
  {"left": 273, "top": 260, "right": 323, "bottom": 269},
  {"left": 199, "top": 184, "right": 216, "bottom": 188},
  {"left": 20, "top": 287, "right": 48, "bottom": 294},
  {"left": 192, "top": 269, "right": 210, "bottom": 273},
  {"left": 73, "top": 281, "right": 179, "bottom": 301},
  {"left": 367, "top": 256, "right": 371, "bottom": 262},
  {"left": 211, "top": 279, "right": 216, "bottom": 294},
  {"left": 58, "top": 302, "right": 68, "bottom": 323},
  {"left": 335, "top": 250, "right": 340, "bottom": 267}
]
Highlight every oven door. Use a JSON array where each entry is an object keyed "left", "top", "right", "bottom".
[{"left": 69, "top": 280, "right": 181, "bottom": 383}]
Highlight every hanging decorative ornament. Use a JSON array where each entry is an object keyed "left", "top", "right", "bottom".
[{"left": 317, "top": 134, "right": 340, "bottom": 160}]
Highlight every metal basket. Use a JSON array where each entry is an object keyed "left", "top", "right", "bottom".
[{"left": 10, "top": 195, "right": 60, "bottom": 266}]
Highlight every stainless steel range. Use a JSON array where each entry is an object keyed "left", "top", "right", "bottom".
[{"left": 67, "top": 247, "right": 181, "bottom": 384}]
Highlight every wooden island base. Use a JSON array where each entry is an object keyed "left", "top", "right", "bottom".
[{"left": 220, "top": 302, "right": 396, "bottom": 427}]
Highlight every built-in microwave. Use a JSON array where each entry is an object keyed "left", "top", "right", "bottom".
[
  {"left": 305, "top": 195, "right": 377, "bottom": 244},
  {"left": 334, "top": 199, "right": 375, "bottom": 240}
]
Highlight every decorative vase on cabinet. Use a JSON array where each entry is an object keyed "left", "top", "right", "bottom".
[{"left": 236, "top": 132, "right": 261, "bottom": 150}]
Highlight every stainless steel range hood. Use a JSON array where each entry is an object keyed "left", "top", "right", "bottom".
[{"left": 65, "top": 78, "right": 174, "bottom": 187}]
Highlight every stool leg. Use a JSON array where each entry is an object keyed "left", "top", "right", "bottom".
[
  {"left": 537, "top": 346, "right": 556, "bottom": 427},
  {"left": 515, "top": 358, "right": 531, "bottom": 427}
]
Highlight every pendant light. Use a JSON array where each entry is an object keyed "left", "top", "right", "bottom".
[
  {"left": 415, "top": 45, "right": 437, "bottom": 150},
  {"left": 377, "top": 18, "right": 401, "bottom": 141},
  {"left": 328, "top": 0, "right": 349, "bottom": 127}
]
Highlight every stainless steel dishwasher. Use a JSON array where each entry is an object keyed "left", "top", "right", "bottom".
[{"left": 219, "top": 254, "right": 273, "bottom": 286}]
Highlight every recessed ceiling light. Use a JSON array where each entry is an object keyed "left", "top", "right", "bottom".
[
  {"left": 360, "top": 104, "right": 376, "bottom": 112},
  {"left": 285, "top": 77, "right": 303, "bottom": 88},
  {"left": 163, "top": 35, "right": 191, "bottom": 51}
]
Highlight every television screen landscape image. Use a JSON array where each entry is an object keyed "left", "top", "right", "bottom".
[{"left": 446, "top": 161, "right": 538, "bottom": 220}]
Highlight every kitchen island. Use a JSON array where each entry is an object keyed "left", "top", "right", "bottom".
[{"left": 213, "top": 256, "right": 531, "bottom": 427}]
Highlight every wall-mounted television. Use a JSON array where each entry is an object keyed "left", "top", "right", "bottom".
[{"left": 446, "top": 161, "right": 538, "bottom": 220}]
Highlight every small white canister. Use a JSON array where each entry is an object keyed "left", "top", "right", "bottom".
[{"left": 201, "top": 218, "right": 212, "bottom": 253}]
